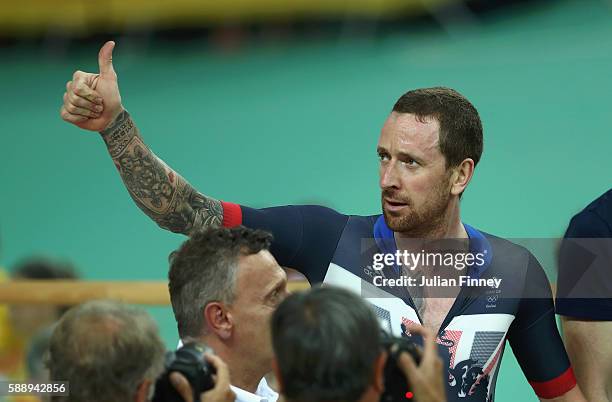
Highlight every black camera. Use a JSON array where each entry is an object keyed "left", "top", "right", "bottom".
[
  {"left": 152, "top": 342, "right": 217, "bottom": 402},
  {"left": 380, "top": 332, "right": 422, "bottom": 402}
]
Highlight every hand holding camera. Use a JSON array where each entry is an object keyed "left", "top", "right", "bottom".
[
  {"left": 396, "top": 325, "right": 446, "bottom": 402},
  {"left": 380, "top": 323, "right": 446, "bottom": 402},
  {"left": 153, "top": 343, "right": 235, "bottom": 402},
  {"left": 169, "top": 354, "right": 234, "bottom": 402}
]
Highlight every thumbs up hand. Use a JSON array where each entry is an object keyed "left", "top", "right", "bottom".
[{"left": 61, "top": 41, "right": 124, "bottom": 132}]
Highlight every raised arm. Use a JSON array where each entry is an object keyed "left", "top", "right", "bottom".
[
  {"left": 60, "top": 41, "right": 221, "bottom": 235},
  {"left": 98, "top": 109, "right": 222, "bottom": 234}
]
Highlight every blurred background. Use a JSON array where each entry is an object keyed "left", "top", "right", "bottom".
[{"left": 1, "top": 0, "right": 611, "bottom": 401}]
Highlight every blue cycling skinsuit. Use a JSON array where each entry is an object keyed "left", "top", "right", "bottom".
[{"left": 221, "top": 202, "right": 578, "bottom": 401}]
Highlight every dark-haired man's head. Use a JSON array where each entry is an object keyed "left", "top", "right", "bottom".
[
  {"left": 271, "top": 286, "right": 386, "bottom": 402},
  {"left": 168, "top": 226, "right": 288, "bottom": 392},
  {"left": 48, "top": 300, "right": 165, "bottom": 402},
  {"left": 11, "top": 258, "right": 78, "bottom": 280},
  {"left": 378, "top": 87, "right": 483, "bottom": 236},
  {"left": 9, "top": 258, "right": 79, "bottom": 336}
]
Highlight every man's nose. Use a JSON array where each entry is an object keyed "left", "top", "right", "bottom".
[{"left": 380, "top": 162, "right": 400, "bottom": 190}]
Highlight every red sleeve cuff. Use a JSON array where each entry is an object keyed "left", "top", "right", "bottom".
[
  {"left": 529, "top": 367, "right": 577, "bottom": 399},
  {"left": 221, "top": 201, "right": 242, "bottom": 227}
]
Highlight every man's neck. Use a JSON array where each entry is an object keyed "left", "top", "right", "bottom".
[
  {"left": 226, "top": 360, "right": 265, "bottom": 394},
  {"left": 202, "top": 336, "right": 265, "bottom": 394},
  {"left": 394, "top": 207, "right": 467, "bottom": 252},
  {"left": 392, "top": 207, "right": 469, "bottom": 323}
]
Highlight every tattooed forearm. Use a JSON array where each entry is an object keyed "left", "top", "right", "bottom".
[
  {"left": 99, "top": 110, "right": 222, "bottom": 234},
  {"left": 153, "top": 180, "right": 223, "bottom": 234},
  {"left": 101, "top": 110, "right": 135, "bottom": 158}
]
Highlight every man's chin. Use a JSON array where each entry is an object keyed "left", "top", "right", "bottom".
[{"left": 382, "top": 210, "right": 408, "bottom": 232}]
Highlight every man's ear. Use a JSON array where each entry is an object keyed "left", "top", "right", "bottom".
[
  {"left": 135, "top": 379, "right": 152, "bottom": 402},
  {"left": 449, "top": 158, "right": 475, "bottom": 196},
  {"left": 373, "top": 351, "right": 388, "bottom": 393},
  {"left": 203, "top": 302, "right": 233, "bottom": 340},
  {"left": 271, "top": 357, "right": 284, "bottom": 393}
]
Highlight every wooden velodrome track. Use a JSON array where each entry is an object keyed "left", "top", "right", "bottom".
[
  {"left": 0, "top": 280, "right": 559, "bottom": 305},
  {"left": 0, "top": 280, "right": 311, "bottom": 305}
]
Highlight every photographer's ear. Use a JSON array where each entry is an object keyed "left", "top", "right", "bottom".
[
  {"left": 373, "top": 351, "right": 388, "bottom": 393},
  {"left": 271, "top": 358, "right": 284, "bottom": 394},
  {"left": 135, "top": 379, "right": 152, "bottom": 402},
  {"left": 204, "top": 302, "right": 233, "bottom": 340}
]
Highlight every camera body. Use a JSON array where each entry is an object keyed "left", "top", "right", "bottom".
[
  {"left": 152, "top": 342, "right": 217, "bottom": 402},
  {"left": 380, "top": 333, "right": 422, "bottom": 402}
]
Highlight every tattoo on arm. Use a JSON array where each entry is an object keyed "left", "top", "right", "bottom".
[{"left": 100, "top": 110, "right": 222, "bottom": 234}]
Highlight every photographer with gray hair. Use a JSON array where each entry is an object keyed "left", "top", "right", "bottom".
[{"left": 48, "top": 300, "right": 233, "bottom": 402}]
